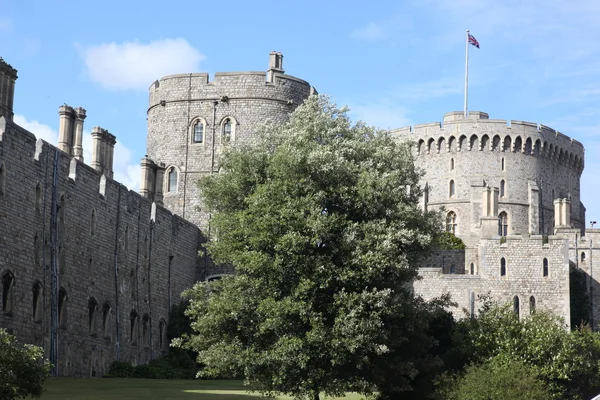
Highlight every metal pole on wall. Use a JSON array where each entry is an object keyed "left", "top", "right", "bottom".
[{"left": 464, "top": 29, "right": 470, "bottom": 118}]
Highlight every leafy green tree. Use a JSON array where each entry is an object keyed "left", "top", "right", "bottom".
[
  {"left": 176, "top": 95, "right": 443, "bottom": 400},
  {"left": 447, "top": 356, "right": 552, "bottom": 400},
  {"left": 0, "top": 328, "right": 52, "bottom": 399},
  {"left": 450, "top": 301, "right": 600, "bottom": 400}
]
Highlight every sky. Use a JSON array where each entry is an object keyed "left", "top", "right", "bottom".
[{"left": 0, "top": 0, "right": 599, "bottom": 222}]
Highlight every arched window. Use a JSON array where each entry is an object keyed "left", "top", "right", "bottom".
[
  {"left": 446, "top": 211, "right": 457, "bottom": 234},
  {"left": 222, "top": 118, "right": 232, "bottom": 144},
  {"left": 450, "top": 158, "right": 455, "bottom": 170},
  {"left": 500, "top": 180, "right": 506, "bottom": 197},
  {"left": 543, "top": 258, "right": 549, "bottom": 277},
  {"left": 167, "top": 168, "right": 177, "bottom": 192},
  {"left": 529, "top": 296, "right": 536, "bottom": 314},
  {"left": 35, "top": 183, "right": 42, "bottom": 213},
  {"left": 2, "top": 271, "right": 14, "bottom": 314},
  {"left": 498, "top": 212, "right": 508, "bottom": 236},
  {"left": 88, "top": 298, "right": 98, "bottom": 335},
  {"left": 58, "top": 288, "right": 68, "bottom": 328},
  {"left": 193, "top": 120, "right": 204, "bottom": 143},
  {"left": 130, "top": 310, "right": 139, "bottom": 345},
  {"left": 500, "top": 258, "right": 506, "bottom": 276},
  {"left": 159, "top": 319, "right": 168, "bottom": 351},
  {"left": 449, "top": 180, "right": 456, "bottom": 198},
  {"left": 450, "top": 264, "right": 456, "bottom": 274},
  {"left": 470, "top": 263, "right": 475, "bottom": 275},
  {"left": 581, "top": 252, "right": 586, "bottom": 262},
  {"left": 513, "top": 296, "right": 520, "bottom": 318},
  {"left": 0, "top": 163, "right": 5, "bottom": 196},
  {"left": 102, "top": 303, "right": 111, "bottom": 338},
  {"left": 142, "top": 314, "right": 150, "bottom": 347},
  {"left": 32, "top": 282, "right": 43, "bottom": 322}
]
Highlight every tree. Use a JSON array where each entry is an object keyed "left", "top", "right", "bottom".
[
  {"left": 0, "top": 328, "right": 52, "bottom": 399},
  {"left": 176, "top": 95, "right": 442, "bottom": 399},
  {"left": 447, "top": 356, "right": 552, "bottom": 400}
]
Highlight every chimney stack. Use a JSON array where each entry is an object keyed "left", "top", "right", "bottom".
[
  {"left": 0, "top": 58, "right": 17, "bottom": 122},
  {"left": 480, "top": 185, "right": 500, "bottom": 237},
  {"left": 72, "top": 107, "right": 86, "bottom": 161},
  {"left": 91, "top": 126, "right": 116, "bottom": 179},
  {"left": 267, "top": 51, "right": 284, "bottom": 83},
  {"left": 58, "top": 105, "right": 75, "bottom": 155}
]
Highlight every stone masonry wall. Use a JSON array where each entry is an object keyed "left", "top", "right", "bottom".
[
  {"left": 0, "top": 117, "right": 200, "bottom": 376},
  {"left": 414, "top": 235, "right": 571, "bottom": 321}
]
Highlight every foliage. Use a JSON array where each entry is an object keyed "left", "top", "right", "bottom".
[
  {"left": 446, "top": 356, "right": 552, "bottom": 400},
  {"left": 442, "top": 300, "right": 600, "bottom": 400},
  {"left": 177, "top": 95, "right": 442, "bottom": 400},
  {"left": 105, "top": 352, "right": 197, "bottom": 380},
  {"left": 0, "top": 328, "right": 52, "bottom": 400},
  {"left": 432, "top": 231, "right": 465, "bottom": 250},
  {"left": 569, "top": 264, "right": 590, "bottom": 328}
]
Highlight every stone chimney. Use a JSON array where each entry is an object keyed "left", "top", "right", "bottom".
[
  {"left": 480, "top": 185, "right": 500, "bottom": 237},
  {"left": 72, "top": 107, "right": 86, "bottom": 161},
  {"left": 153, "top": 163, "right": 166, "bottom": 207},
  {"left": 0, "top": 58, "right": 17, "bottom": 122},
  {"left": 140, "top": 156, "right": 156, "bottom": 200},
  {"left": 554, "top": 198, "right": 571, "bottom": 228},
  {"left": 91, "top": 126, "right": 116, "bottom": 178},
  {"left": 267, "top": 51, "right": 284, "bottom": 83},
  {"left": 58, "top": 105, "right": 75, "bottom": 155}
]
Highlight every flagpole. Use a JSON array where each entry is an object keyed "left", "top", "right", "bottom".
[{"left": 464, "top": 29, "right": 470, "bottom": 119}]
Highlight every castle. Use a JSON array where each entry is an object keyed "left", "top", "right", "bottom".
[{"left": 0, "top": 52, "right": 598, "bottom": 377}]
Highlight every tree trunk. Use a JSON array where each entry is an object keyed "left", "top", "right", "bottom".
[{"left": 312, "top": 391, "right": 320, "bottom": 400}]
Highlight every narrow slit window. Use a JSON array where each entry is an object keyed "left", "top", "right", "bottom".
[
  {"left": 222, "top": 119, "right": 232, "bottom": 143},
  {"left": 513, "top": 296, "right": 520, "bottom": 318},
  {"left": 2, "top": 271, "right": 14, "bottom": 314},
  {"left": 543, "top": 258, "right": 549, "bottom": 277},
  {"left": 529, "top": 296, "right": 536, "bottom": 314},
  {"left": 167, "top": 169, "right": 177, "bottom": 192},
  {"left": 498, "top": 212, "right": 508, "bottom": 236},
  {"left": 500, "top": 258, "right": 506, "bottom": 276},
  {"left": 449, "top": 180, "right": 456, "bottom": 198}
]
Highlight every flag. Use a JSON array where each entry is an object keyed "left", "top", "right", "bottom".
[{"left": 468, "top": 33, "right": 480, "bottom": 48}]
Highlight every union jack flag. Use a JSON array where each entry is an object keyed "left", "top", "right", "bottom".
[{"left": 468, "top": 33, "right": 480, "bottom": 48}]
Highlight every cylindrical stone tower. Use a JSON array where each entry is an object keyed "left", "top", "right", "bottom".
[
  {"left": 391, "top": 111, "right": 585, "bottom": 247},
  {"left": 144, "top": 52, "right": 315, "bottom": 230}
]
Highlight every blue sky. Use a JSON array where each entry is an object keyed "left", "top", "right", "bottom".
[{"left": 1, "top": 0, "right": 599, "bottom": 223}]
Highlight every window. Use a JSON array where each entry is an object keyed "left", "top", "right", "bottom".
[
  {"left": 582, "top": 252, "right": 586, "bottom": 262},
  {"left": 142, "top": 314, "right": 150, "bottom": 347},
  {"left": 529, "top": 296, "right": 536, "bottom": 314},
  {"left": 32, "top": 282, "right": 43, "bottom": 322},
  {"left": 58, "top": 288, "right": 68, "bottom": 328},
  {"left": 130, "top": 310, "right": 139, "bottom": 345},
  {"left": 102, "top": 303, "right": 111, "bottom": 338},
  {"left": 450, "top": 158, "right": 455, "bottom": 170},
  {"left": 500, "top": 258, "right": 506, "bottom": 276},
  {"left": 193, "top": 120, "right": 204, "bottom": 143},
  {"left": 498, "top": 212, "right": 508, "bottom": 236},
  {"left": 449, "top": 180, "right": 456, "bottom": 198},
  {"left": 513, "top": 296, "right": 520, "bottom": 318},
  {"left": 446, "top": 212, "right": 457, "bottom": 234},
  {"left": 35, "top": 183, "right": 42, "bottom": 213},
  {"left": 159, "top": 319, "right": 168, "bottom": 351},
  {"left": 222, "top": 118, "right": 232, "bottom": 144},
  {"left": 2, "top": 271, "right": 14, "bottom": 314},
  {"left": 88, "top": 298, "right": 98, "bottom": 335},
  {"left": 450, "top": 264, "right": 456, "bottom": 274},
  {"left": 90, "top": 210, "right": 96, "bottom": 236},
  {"left": 543, "top": 258, "right": 549, "bottom": 277},
  {"left": 501, "top": 157, "right": 505, "bottom": 171},
  {"left": 0, "top": 163, "right": 5, "bottom": 196},
  {"left": 167, "top": 168, "right": 177, "bottom": 192},
  {"left": 500, "top": 180, "right": 506, "bottom": 197},
  {"left": 470, "top": 263, "right": 475, "bottom": 275}
]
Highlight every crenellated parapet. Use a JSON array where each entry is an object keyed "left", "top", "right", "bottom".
[{"left": 391, "top": 111, "right": 584, "bottom": 174}]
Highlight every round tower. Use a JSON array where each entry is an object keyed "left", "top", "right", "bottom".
[
  {"left": 144, "top": 52, "right": 315, "bottom": 230},
  {"left": 391, "top": 111, "right": 585, "bottom": 247}
]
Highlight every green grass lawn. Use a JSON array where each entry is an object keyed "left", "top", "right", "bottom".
[{"left": 36, "top": 378, "right": 368, "bottom": 400}]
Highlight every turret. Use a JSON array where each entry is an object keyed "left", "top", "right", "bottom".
[{"left": 0, "top": 58, "right": 17, "bottom": 122}]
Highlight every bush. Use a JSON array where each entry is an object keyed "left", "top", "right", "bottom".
[
  {"left": 0, "top": 328, "right": 52, "bottom": 400},
  {"left": 105, "top": 351, "right": 197, "bottom": 379}
]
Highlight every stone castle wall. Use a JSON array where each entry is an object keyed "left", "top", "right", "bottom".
[
  {"left": 414, "top": 234, "right": 571, "bottom": 321},
  {"left": 145, "top": 65, "right": 314, "bottom": 233},
  {"left": 391, "top": 112, "right": 585, "bottom": 247},
  {"left": 0, "top": 116, "right": 201, "bottom": 376}
]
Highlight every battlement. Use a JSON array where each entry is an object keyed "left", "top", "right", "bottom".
[{"left": 390, "top": 111, "right": 585, "bottom": 174}]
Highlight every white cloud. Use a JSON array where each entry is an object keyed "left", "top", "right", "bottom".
[
  {"left": 350, "top": 22, "right": 386, "bottom": 42},
  {"left": 13, "top": 114, "right": 58, "bottom": 143},
  {"left": 15, "top": 114, "right": 140, "bottom": 191},
  {"left": 79, "top": 38, "right": 205, "bottom": 91}
]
